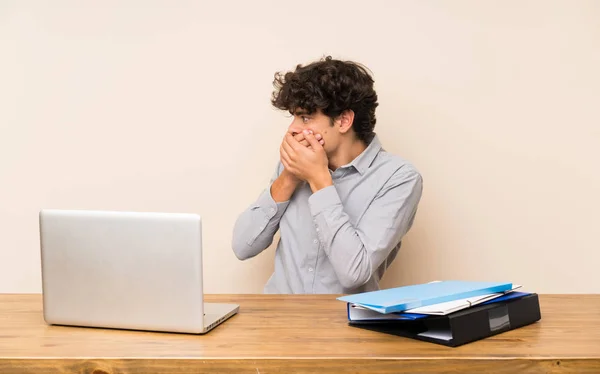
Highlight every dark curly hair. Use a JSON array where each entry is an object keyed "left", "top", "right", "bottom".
[{"left": 271, "top": 56, "right": 379, "bottom": 143}]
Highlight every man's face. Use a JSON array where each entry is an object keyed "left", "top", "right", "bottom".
[{"left": 287, "top": 109, "right": 339, "bottom": 154}]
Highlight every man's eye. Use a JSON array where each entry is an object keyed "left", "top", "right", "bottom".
[{"left": 302, "top": 116, "right": 309, "bottom": 123}]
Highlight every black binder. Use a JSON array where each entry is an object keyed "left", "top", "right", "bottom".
[{"left": 349, "top": 293, "right": 541, "bottom": 347}]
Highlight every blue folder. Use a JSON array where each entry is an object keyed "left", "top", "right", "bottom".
[
  {"left": 346, "top": 291, "right": 532, "bottom": 323},
  {"left": 337, "top": 280, "right": 513, "bottom": 314}
]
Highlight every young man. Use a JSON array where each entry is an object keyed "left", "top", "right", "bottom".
[{"left": 232, "top": 56, "right": 423, "bottom": 294}]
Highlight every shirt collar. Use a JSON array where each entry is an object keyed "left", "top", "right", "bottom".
[{"left": 343, "top": 134, "right": 382, "bottom": 175}]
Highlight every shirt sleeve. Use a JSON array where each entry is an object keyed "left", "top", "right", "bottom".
[
  {"left": 308, "top": 167, "right": 423, "bottom": 288},
  {"left": 232, "top": 162, "right": 291, "bottom": 260}
]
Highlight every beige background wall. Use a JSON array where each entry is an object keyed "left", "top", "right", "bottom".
[{"left": 1, "top": 1, "right": 598, "bottom": 294}]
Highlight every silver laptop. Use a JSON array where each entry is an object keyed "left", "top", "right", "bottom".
[{"left": 39, "top": 209, "right": 239, "bottom": 334}]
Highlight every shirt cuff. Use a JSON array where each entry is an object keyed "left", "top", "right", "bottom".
[
  {"left": 254, "top": 183, "right": 290, "bottom": 220},
  {"left": 308, "top": 185, "right": 341, "bottom": 216}
]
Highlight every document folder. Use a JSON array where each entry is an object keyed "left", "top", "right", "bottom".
[
  {"left": 337, "top": 280, "right": 513, "bottom": 314},
  {"left": 349, "top": 292, "right": 541, "bottom": 347}
]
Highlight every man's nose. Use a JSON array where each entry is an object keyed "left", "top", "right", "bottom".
[{"left": 288, "top": 122, "right": 303, "bottom": 135}]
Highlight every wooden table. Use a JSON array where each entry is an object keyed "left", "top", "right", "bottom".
[{"left": 1, "top": 294, "right": 599, "bottom": 373}]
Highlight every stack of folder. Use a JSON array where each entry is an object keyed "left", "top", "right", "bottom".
[{"left": 337, "top": 280, "right": 541, "bottom": 347}]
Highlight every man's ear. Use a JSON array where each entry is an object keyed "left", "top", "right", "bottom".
[{"left": 337, "top": 110, "right": 355, "bottom": 134}]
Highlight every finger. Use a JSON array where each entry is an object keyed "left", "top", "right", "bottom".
[
  {"left": 280, "top": 148, "right": 294, "bottom": 172},
  {"left": 306, "top": 130, "right": 324, "bottom": 144},
  {"left": 303, "top": 130, "right": 322, "bottom": 149},
  {"left": 310, "top": 132, "right": 324, "bottom": 145},
  {"left": 297, "top": 133, "right": 320, "bottom": 147},
  {"left": 281, "top": 153, "right": 291, "bottom": 169},
  {"left": 293, "top": 131, "right": 323, "bottom": 146},
  {"left": 281, "top": 156, "right": 292, "bottom": 173},
  {"left": 280, "top": 143, "right": 289, "bottom": 160},
  {"left": 293, "top": 132, "right": 305, "bottom": 142},
  {"left": 281, "top": 136, "right": 297, "bottom": 159},
  {"left": 294, "top": 133, "right": 311, "bottom": 147},
  {"left": 285, "top": 132, "right": 303, "bottom": 152},
  {"left": 310, "top": 133, "right": 325, "bottom": 146}
]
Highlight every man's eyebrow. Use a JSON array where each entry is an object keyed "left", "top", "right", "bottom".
[{"left": 293, "top": 110, "right": 310, "bottom": 116}]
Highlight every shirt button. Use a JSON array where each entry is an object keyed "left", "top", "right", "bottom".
[
  {"left": 308, "top": 267, "right": 314, "bottom": 272},
  {"left": 313, "top": 239, "right": 318, "bottom": 244},
  {"left": 316, "top": 228, "right": 320, "bottom": 232}
]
